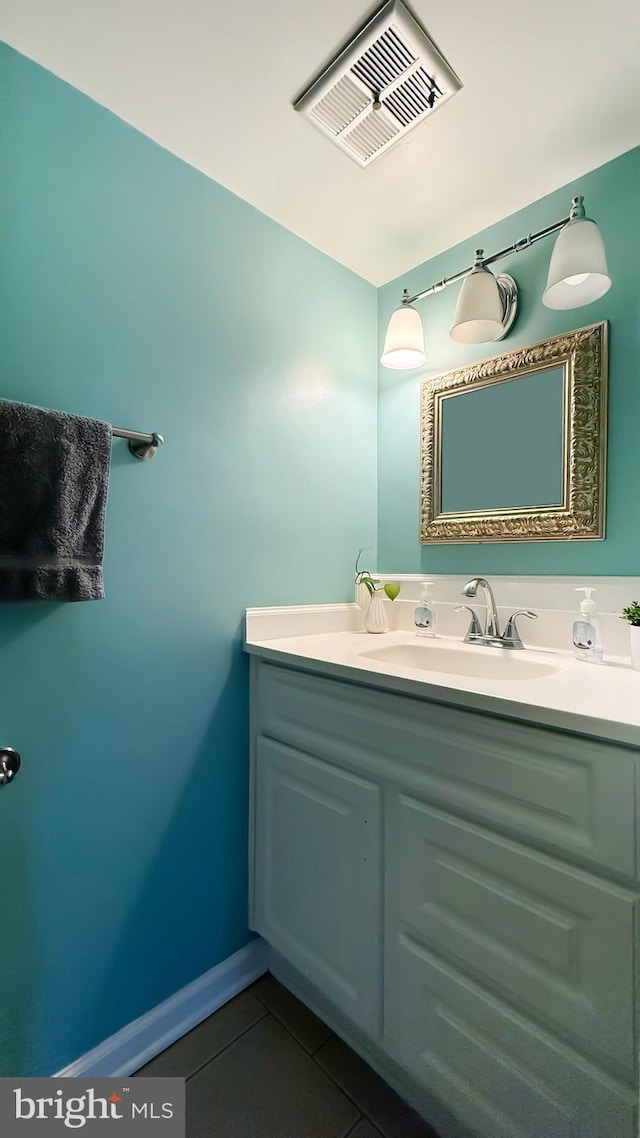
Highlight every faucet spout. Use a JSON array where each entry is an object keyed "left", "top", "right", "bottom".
[{"left": 462, "top": 577, "right": 501, "bottom": 638}]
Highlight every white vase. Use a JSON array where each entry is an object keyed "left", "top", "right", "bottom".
[
  {"left": 630, "top": 626, "right": 640, "bottom": 671},
  {"left": 364, "top": 592, "right": 388, "bottom": 634}
]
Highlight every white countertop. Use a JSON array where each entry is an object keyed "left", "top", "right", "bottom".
[{"left": 245, "top": 619, "right": 640, "bottom": 749}]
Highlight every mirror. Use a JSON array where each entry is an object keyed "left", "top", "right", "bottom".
[{"left": 420, "top": 322, "right": 607, "bottom": 543}]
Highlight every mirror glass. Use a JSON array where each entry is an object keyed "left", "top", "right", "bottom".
[{"left": 440, "top": 366, "right": 566, "bottom": 515}]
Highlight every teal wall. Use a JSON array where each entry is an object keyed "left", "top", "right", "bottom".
[
  {"left": 377, "top": 147, "right": 640, "bottom": 574},
  {"left": 0, "top": 44, "right": 377, "bottom": 1075}
]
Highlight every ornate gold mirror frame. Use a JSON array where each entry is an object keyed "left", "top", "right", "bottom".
[{"left": 420, "top": 322, "right": 608, "bottom": 543}]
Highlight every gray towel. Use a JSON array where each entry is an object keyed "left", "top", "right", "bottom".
[{"left": 0, "top": 400, "right": 112, "bottom": 601}]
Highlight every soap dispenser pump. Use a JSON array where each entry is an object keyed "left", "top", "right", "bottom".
[
  {"left": 415, "top": 582, "right": 437, "bottom": 638},
  {"left": 573, "top": 587, "right": 604, "bottom": 663}
]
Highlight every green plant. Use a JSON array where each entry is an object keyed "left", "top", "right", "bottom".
[
  {"left": 354, "top": 548, "right": 401, "bottom": 602},
  {"left": 621, "top": 601, "right": 640, "bottom": 627}
]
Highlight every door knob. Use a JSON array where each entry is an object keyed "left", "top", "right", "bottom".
[{"left": 0, "top": 748, "right": 21, "bottom": 786}]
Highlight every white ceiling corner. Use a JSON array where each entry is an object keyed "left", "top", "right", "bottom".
[{"left": 1, "top": 0, "right": 639, "bottom": 285}]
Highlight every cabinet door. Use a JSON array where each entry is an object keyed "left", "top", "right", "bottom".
[
  {"left": 254, "top": 736, "right": 382, "bottom": 1036},
  {"left": 386, "top": 794, "right": 636, "bottom": 1080},
  {"left": 384, "top": 937, "right": 635, "bottom": 1138}
]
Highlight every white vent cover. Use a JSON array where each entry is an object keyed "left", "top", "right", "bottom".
[{"left": 294, "top": 0, "right": 462, "bottom": 167}]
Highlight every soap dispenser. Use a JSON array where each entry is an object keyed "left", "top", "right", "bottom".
[
  {"left": 573, "top": 587, "right": 604, "bottom": 663},
  {"left": 415, "top": 582, "right": 437, "bottom": 638}
]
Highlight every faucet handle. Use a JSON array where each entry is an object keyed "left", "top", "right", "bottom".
[
  {"left": 455, "top": 605, "right": 484, "bottom": 640},
  {"left": 503, "top": 610, "right": 538, "bottom": 649}
]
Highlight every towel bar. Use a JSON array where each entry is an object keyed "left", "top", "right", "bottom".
[{"left": 112, "top": 428, "right": 164, "bottom": 460}]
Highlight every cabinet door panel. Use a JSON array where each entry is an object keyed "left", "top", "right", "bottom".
[
  {"left": 255, "top": 736, "right": 381, "bottom": 1036},
  {"left": 387, "top": 794, "right": 636, "bottom": 1079},
  {"left": 384, "top": 936, "right": 635, "bottom": 1138}
]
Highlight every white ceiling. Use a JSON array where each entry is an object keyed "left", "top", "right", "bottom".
[{"left": 2, "top": 0, "right": 639, "bottom": 285}]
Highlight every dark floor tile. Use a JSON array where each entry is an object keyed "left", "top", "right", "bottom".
[
  {"left": 315, "top": 1036, "right": 438, "bottom": 1138},
  {"left": 136, "top": 990, "right": 267, "bottom": 1078},
  {"left": 252, "top": 974, "right": 333, "bottom": 1053},
  {"left": 187, "top": 1014, "right": 359, "bottom": 1138},
  {"left": 346, "top": 1122, "right": 384, "bottom": 1138}
]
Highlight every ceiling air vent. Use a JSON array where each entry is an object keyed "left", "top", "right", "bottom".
[{"left": 294, "top": 0, "right": 461, "bottom": 168}]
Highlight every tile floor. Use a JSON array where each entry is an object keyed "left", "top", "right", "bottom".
[{"left": 137, "top": 973, "right": 440, "bottom": 1138}]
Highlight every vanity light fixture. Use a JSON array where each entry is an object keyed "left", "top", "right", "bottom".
[
  {"left": 450, "top": 251, "right": 517, "bottom": 345},
  {"left": 380, "top": 295, "right": 426, "bottom": 369},
  {"left": 381, "top": 196, "right": 611, "bottom": 369},
  {"left": 542, "top": 197, "right": 612, "bottom": 309}
]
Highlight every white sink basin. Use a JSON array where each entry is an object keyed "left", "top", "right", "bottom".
[{"left": 358, "top": 642, "right": 561, "bottom": 682}]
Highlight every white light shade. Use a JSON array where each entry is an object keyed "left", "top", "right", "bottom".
[
  {"left": 380, "top": 304, "right": 426, "bottom": 370},
  {"left": 450, "top": 267, "right": 504, "bottom": 343},
  {"left": 542, "top": 218, "right": 611, "bottom": 310}
]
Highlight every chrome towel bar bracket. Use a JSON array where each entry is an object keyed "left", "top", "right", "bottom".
[
  {"left": 0, "top": 747, "right": 21, "bottom": 787},
  {"left": 112, "top": 428, "right": 164, "bottom": 460}
]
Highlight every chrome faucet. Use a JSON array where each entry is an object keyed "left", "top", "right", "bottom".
[
  {"left": 458, "top": 577, "right": 537, "bottom": 649},
  {"left": 463, "top": 577, "right": 501, "bottom": 637}
]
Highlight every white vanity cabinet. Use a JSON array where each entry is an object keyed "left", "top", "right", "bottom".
[{"left": 249, "top": 658, "right": 639, "bottom": 1138}]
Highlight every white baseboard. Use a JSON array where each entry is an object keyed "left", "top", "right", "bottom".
[{"left": 54, "top": 938, "right": 269, "bottom": 1078}]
